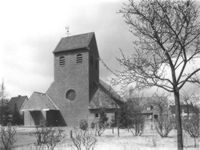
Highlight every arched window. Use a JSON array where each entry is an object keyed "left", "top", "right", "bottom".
[
  {"left": 59, "top": 56, "right": 65, "bottom": 66},
  {"left": 76, "top": 53, "right": 82, "bottom": 63}
]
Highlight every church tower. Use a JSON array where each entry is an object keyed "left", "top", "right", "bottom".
[
  {"left": 22, "top": 32, "right": 123, "bottom": 127},
  {"left": 46, "top": 32, "right": 99, "bottom": 126}
]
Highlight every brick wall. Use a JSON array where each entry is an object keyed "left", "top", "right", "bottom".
[{"left": 47, "top": 50, "right": 90, "bottom": 126}]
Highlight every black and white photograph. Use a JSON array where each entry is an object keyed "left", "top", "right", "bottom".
[{"left": 0, "top": 0, "right": 200, "bottom": 149}]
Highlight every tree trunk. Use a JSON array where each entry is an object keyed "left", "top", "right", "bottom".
[
  {"left": 174, "top": 89, "right": 184, "bottom": 150},
  {"left": 117, "top": 109, "right": 120, "bottom": 137},
  {"left": 194, "top": 137, "right": 196, "bottom": 147}
]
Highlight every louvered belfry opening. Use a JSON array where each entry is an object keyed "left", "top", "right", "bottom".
[
  {"left": 76, "top": 53, "right": 82, "bottom": 63},
  {"left": 59, "top": 56, "right": 65, "bottom": 66}
]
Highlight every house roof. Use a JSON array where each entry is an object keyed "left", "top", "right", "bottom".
[
  {"left": 54, "top": 32, "right": 94, "bottom": 53},
  {"left": 89, "top": 80, "right": 124, "bottom": 110},
  {"left": 8, "top": 95, "right": 28, "bottom": 112},
  {"left": 21, "top": 92, "right": 59, "bottom": 111},
  {"left": 99, "top": 80, "right": 124, "bottom": 103}
]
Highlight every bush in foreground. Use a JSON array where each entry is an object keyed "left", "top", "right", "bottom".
[
  {"left": 34, "top": 126, "right": 65, "bottom": 150},
  {"left": 0, "top": 124, "right": 16, "bottom": 150},
  {"left": 71, "top": 129, "right": 97, "bottom": 150}
]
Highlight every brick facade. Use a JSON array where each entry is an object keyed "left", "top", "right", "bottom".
[
  {"left": 46, "top": 33, "right": 99, "bottom": 126},
  {"left": 22, "top": 32, "right": 122, "bottom": 127}
]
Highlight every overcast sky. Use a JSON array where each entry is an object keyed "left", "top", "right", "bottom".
[
  {"left": 1, "top": 0, "right": 200, "bottom": 99},
  {"left": 0, "top": 0, "right": 135, "bottom": 97}
]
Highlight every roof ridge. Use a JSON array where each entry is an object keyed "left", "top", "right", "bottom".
[
  {"left": 45, "top": 93, "right": 59, "bottom": 110},
  {"left": 10, "top": 95, "right": 27, "bottom": 99},
  {"left": 99, "top": 80, "right": 118, "bottom": 95},
  {"left": 62, "top": 32, "right": 94, "bottom": 39},
  {"left": 34, "top": 91, "right": 45, "bottom": 95}
]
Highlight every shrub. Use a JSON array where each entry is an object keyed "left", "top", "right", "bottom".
[
  {"left": 90, "top": 122, "right": 95, "bottom": 129},
  {"left": 79, "top": 119, "right": 88, "bottom": 131},
  {"left": 71, "top": 129, "right": 97, "bottom": 150},
  {"left": 183, "top": 113, "right": 200, "bottom": 147},
  {"left": 149, "top": 94, "right": 174, "bottom": 137},
  {"left": 122, "top": 98, "right": 145, "bottom": 136},
  {"left": 155, "top": 114, "right": 174, "bottom": 137},
  {"left": 34, "top": 126, "right": 65, "bottom": 150},
  {"left": 94, "top": 110, "right": 108, "bottom": 136},
  {"left": 129, "top": 115, "right": 145, "bottom": 136},
  {"left": 0, "top": 124, "right": 16, "bottom": 150}
]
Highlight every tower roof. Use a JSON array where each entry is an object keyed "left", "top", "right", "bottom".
[{"left": 54, "top": 32, "right": 95, "bottom": 53}]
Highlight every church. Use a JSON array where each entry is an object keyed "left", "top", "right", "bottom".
[{"left": 21, "top": 32, "right": 123, "bottom": 126}]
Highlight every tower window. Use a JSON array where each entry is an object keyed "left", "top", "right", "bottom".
[
  {"left": 59, "top": 56, "right": 65, "bottom": 66},
  {"left": 76, "top": 54, "right": 82, "bottom": 63}
]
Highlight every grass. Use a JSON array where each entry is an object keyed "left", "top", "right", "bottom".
[{"left": 11, "top": 126, "right": 200, "bottom": 150}]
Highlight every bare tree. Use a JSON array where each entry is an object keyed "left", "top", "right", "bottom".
[{"left": 117, "top": 0, "right": 200, "bottom": 149}]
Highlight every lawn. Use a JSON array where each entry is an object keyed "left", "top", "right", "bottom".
[{"left": 10, "top": 125, "right": 200, "bottom": 150}]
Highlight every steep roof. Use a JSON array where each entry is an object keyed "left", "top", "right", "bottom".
[
  {"left": 54, "top": 32, "right": 94, "bottom": 53},
  {"left": 99, "top": 80, "right": 124, "bottom": 104},
  {"left": 8, "top": 95, "right": 28, "bottom": 113},
  {"left": 21, "top": 92, "right": 59, "bottom": 111},
  {"left": 89, "top": 80, "right": 124, "bottom": 109}
]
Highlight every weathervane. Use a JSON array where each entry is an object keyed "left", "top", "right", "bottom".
[{"left": 65, "top": 26, "right": 70, "bottom": 36}]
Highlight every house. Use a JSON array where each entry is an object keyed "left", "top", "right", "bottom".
[
  {"left": 89, "top": 80, "right": 124, "bottom": 123},
  {"left": 8, "top": 95, "right": 28, "bottom": 125},
  {"left": 21, "top": 32, "right": 123, "bottom": 127},
  {"left": 128, "top": 97, "right": 160, "bottom": 120},
  {"left": 170, "top": 104, "right": 199, "bottom": 118}
]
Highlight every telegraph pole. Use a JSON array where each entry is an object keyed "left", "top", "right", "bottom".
[{"left": 0, "top": 80, "right": 5, "bottom": 125}]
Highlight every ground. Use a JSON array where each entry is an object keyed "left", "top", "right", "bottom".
[{"left": 5, "top": 125, "right": 200, "bottom": 150}]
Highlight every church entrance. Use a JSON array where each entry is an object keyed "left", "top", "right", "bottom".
[
  {"left": 30, "top": 111, "right": 46, "bottom": 126},
  {"left": 46, "top": 110, "right": 64, "bottom": 126},
  {"left": 30, "top": 110, "right": 65, "bottom": 126}
]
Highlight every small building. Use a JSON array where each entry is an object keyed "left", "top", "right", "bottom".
[
  {"left": 89, "top": 80, "right": 124, "bottom": 123},
  {"left": 8, "top": 95, "right": 28, "bottom": 125},
  {"left": 21, "top": 32, "right": 124, "bottom": 127},
  {"left": 170, "top": 104, "right": 199, "bottom": 118},
  {"left": 21, "top": 92, "right": 61, "bottom": 126}
]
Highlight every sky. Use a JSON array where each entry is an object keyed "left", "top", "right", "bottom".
[
  {"left": 0, "top": 0, "right": 134, "bottom": 98},
  {"left": 0, "top": 0, "right": 200, "bottom": 99}
]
